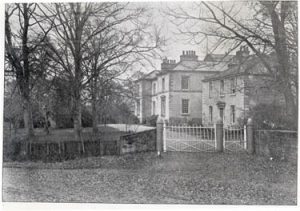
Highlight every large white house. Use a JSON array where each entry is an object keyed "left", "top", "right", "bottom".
[{"left": 134, "top": 50, "right": 229, "bottom": 124}]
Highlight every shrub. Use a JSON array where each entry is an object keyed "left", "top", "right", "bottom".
[
  {"left": 187, "top": 118, "right": 202, "bottom": 126},
  {"left": 169, "top": 117, "right": 187, "bottom": 125},
  {"left": 248, "top": 103, "right": 296, "bottom": 130},
  {"left": 144, "top": 115, "right": 158, "bottom": 126}
]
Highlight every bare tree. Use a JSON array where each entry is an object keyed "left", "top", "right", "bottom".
[
  {"left": 167, "top": 1, "right": 297, "bottom": 125},
  {"left": 5, "top": 3, "right": 54, "bottom": 137},
  {"left": 43, "top": 3, "right": 162, "bottom": 148},
  {"left": 82, "top": 13, "right": 162, "bottom": 134}
]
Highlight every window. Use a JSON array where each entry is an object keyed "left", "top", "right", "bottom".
[
  {"left": 152, "top": 101, "right": 156, "bottom": 115},
  {"left": 153, "top": 83, "right": 156, "bottom": 95},
  {"left": 137, "top": 84, "right": 141, "bottom": 96},
  {"left": 161, "top": 96, "right": 166, "bottom": 117},
  {"left": 136, "top": 100, "right": 140, "bottom": 116},
  {"left": 230, "top": 105, "right": 236, "bottom": 123},
  {"left": 230, "top": 78, "right": 236, "bottom": 94},
  {"left": 209, "top": 106, "right": 213, "bottom": 122},
  {"left": 209, "top": 81, "right": 213, "bottom": 98},
  {"left": 181, "top": 76, "right": 189, "bottom": 90},
  {"left": 220, "top": 80, "right": 225, "bottom": 96},
  {"left": 219, "top": 107, "right": 224, "bottom": 121},
  {"left": 162, "top": 78, "right": 165, "bottom": 91},
  {"left": 182, "top": 99, "right": 189, "bottom": 114}
]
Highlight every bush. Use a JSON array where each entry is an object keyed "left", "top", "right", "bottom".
[
  {"left": 144, "top": 115, "right": 158, "bottom": 126},
  {"left": 187, "top": 118, "right": 202, "bottom": 126},
  {"left": 248, "top": 104, "right": 296, "bottom": 130},
  {"left": 169, "top": 117, "right": 188, "bottom": 125},
  {"left": 55, "top": 114, "right": 73, "bottom": 128}
]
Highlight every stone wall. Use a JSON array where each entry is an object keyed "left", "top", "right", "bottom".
[{"left": 119, "top": 129, "right": 156, "bottom": 154}]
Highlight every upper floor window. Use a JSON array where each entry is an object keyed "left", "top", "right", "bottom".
[
  {"left": 209, "top": 106, "right": 213, "bottom": 122},
  {"left": 220, "top": 80, "right": 225, "bottom": 96},
  {"left": 230, "top": 105, "right": 236, "bottom": 123},
  {"left": 152, "top": 83, "right": 156, "bottom": 95},
  {"left": 161, "top": 96, "right": 166, "bottom": 117},
  {"left": 182, "top": 99, "right": 189, "bottom": 114},
  {"left": 230, "top": 78, "right": 236, "bottom": 94},
  {"left": 136, "top": 84, "right": 140, "bottom": 95},
  {"left": 181, "top": 76, "right": 189, "bottom": 90},
  {"left": 209, "top": 81, "right": 213, "bottom": 98},
  {"left": 162, "top": 78, "right": 165, "bottom": 91}
]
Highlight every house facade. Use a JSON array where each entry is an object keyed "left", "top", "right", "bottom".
[
  {"left": 202, "top": 47, "right": 284, "bottom": 126},
  {"left": 135, "top": 50, "right": 228, "bottom": 124}
]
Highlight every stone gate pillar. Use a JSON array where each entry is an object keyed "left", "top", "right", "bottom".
[
  {"left": 216, "top": 119, "right": 224, "bottom": 152},
  {"left": 156, "top": 118, "right": 164, "bottom": 156},
  {"left": 247, "top": 118, "right": 254, "bottom": 154}
]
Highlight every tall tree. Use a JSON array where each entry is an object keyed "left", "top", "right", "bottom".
[
  {"left": 167, "top": 1, "right": 297, "bottom": 125},
  {"left": 45, "top": 2, "right": 162, "bottom": 143},
  {"left": 5, "top": 3, "right": 54, "bottom": 137}
]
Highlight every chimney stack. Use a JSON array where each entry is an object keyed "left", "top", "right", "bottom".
[
  {"left": 180, "top": 50, "right": 198, "bottom": 61},
  {"left": 161, "top": 58, "right": 176, "bottom": 70}
]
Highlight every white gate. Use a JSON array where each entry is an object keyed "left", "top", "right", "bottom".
[
  {"left": 163, "top": 124, "right": 216, "bottom": 152},
  {"left": 223, "top": 126, "right": 247, "bottom": 152}
]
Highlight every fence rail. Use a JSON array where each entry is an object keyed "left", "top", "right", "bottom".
[
  {"left": 223, "top": 126, "right": 246, "bottom": 152},
  {"left": 163, "top": 124, "right": 216, "bottom": 152}
]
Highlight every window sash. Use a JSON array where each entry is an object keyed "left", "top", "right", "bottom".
[
  {"left": 137, "top": 100, "right": 140, "bottom": 116},
  {"left": 162, "top": 78, "right": 165, "bottom": 91},
  {"left": 230, "top": 78, "right": 236, "bottom": 94},
  {"left": 153, "top": 83, "right": 156, "bottom": 94},
  {"left": 231, "top": 105, "right": 235, "bottom": 123},
  {"left": 209, "top": 82, "right": 212, "bottom": 98},
  {"left": 181, "top": 76, "right": 189, "bottom": 90},
  {"left": 182, "top": 99, "right": 189, "bottom": 114},
  {"left": 220, "top": 80, "right": 225, "bottom": 96},
  {"left": 161, "top": 96, "right": 166, "bottom": 117},
  {"left": 209, "top": 106, "right": 213, "bottom": 122}
]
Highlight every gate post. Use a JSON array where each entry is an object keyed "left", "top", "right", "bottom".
[
  {"left": 156, "top": 118, "right": 164, "bottom": 157},
  {"left": 246, "top": 118, "right": 254, "bottom": 154},
  {"left": 216, "top": 119, "right": 224, "bottom": 152}
]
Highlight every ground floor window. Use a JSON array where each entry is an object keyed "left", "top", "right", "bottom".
[
  {"left": 230, "top": 105, "right": 236, "bottom": 123},
  {"left": 136, "top": 100, "right": 140, "bottom": 116},
  {"left": 182, "top": 99, "right": 189, "bottom": 114},
  {"left": 161, "top": 96, "right": 166, "bottom": 117},
  {"left": 209, "top": 106, "right": 213, "bottom": 122},
  {"left": 152, "top": 101, "right": 156, "bottom": 115}
]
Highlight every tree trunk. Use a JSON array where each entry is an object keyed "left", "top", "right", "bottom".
[
  {"left": 23, "top": 97, "right": 34, "bottom": 137},
  {"left": 91, "top": 78, "right": 99, "bottom": 135},
  {"left": 73, "top": 90, "right": 84, "bottom": 153}
]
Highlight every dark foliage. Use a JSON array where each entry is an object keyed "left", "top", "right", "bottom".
[{"left": 248, "top": 104, "right": 297, "bottom": 130}]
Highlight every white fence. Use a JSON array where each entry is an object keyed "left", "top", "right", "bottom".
[
  {"left": 163, "top": 124, "right": 216, "bottom": 152},
  {"left": 162, "top": 123, "right": 247, "bottom": 153},
  {"left": 223, "top": 126, "right": 247, "bottom": 152}
]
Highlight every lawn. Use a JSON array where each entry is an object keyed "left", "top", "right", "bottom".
[{"left": 2, "top": 152, "right": 297, "bottom": 204}]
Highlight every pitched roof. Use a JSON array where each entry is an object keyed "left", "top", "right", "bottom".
[
  {"left": 136, "top": 70, "right": 159, "bottom": 81},
  {"left": 203, "top": 55, "right": 270, "bottom": 82},
  {"left": 204, "top": 54, "right": 235, "bottom": 62}
]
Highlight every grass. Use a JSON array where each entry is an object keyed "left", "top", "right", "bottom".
[{"left": 2, "top": 152, "right": 297, "bottom": 204}]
